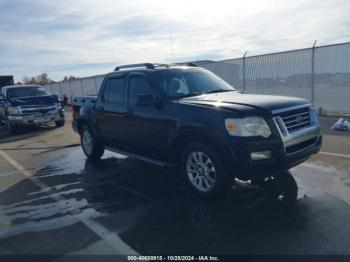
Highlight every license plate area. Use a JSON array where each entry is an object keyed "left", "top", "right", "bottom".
[{"left": 33, "top": 116, "right": 57, "bottom": 123}]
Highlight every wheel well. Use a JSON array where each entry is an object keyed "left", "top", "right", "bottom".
[
  {"left": 77, "top": 119, "right": 89, "bottom": 134},
  {"left": 171, "top": 132, "right": 221, "bottom": 164}
]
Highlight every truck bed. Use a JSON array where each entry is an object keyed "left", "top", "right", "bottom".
[{"left": 72, "top": 95, "right": 97, "bottom": 120}]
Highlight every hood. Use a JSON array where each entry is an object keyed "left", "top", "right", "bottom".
[
  {"left": 9, "top": 95, "right": 59, "bottom": 107},
  {"left": 179, "top": 91, "right": 310, "bottom": 115}
]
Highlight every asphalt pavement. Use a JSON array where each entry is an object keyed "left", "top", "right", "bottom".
[{"left": 0, "top": 112, "right": 350, "bottom": 257}]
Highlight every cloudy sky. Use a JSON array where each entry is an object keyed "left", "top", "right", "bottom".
[{"left": 0, "top": 0, "right": 349, "bottom": 82}]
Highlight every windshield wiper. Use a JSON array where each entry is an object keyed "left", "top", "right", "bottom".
[
  {"left": 203, "top": 89, "right": 233, "bottom": 94},
  {"left": 177, "top": 92, "right": 203, "bottom": 98},
  {"left": 177, "top": 89, "right": 233, "bottom": 99}
]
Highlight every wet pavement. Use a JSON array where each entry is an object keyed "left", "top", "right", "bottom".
[
  {"left": 1, "top": 144, "right": 350, "bottom": 256},
  {"left": 1, "top": 114, "right": 350, "bottom": 256}
]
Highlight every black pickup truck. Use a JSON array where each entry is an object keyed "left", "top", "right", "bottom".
[
  {"left": 0, "top": 85, "right": 65, "bottom": 132},
  {"left": 72, "top": 63, "right": 321, "bottom": 198}
]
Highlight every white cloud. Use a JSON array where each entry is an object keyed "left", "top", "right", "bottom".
[{"left": 0, "top": 0, "right": 349, "bottom": 81}]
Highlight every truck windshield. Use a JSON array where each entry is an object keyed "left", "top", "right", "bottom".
[
  {"left": 153, "top": 68, "right": 235, "bottom": 98},
  {"left": 7, "top": 86, "right": 49, "bottom": 99}
]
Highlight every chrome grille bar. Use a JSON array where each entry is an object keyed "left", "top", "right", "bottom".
[{"left": 277, "top": 106, "right": 311, "bottom": 134}]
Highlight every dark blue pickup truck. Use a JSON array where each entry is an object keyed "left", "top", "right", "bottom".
[
  {"left": 0, "top": 85, "right": 65, "bottom": 132},
  {"left": 72, "top": 63, "right": 321, "bottom": 199}
]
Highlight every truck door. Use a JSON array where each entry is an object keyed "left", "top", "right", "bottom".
[
  {"left": 95, "top": 75, "right": 128, "bottom": 145},
  {"left": 123, "top": 73, "right": 172, "bottom": 160}
]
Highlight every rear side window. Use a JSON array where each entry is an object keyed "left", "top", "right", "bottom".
[
  {"left": 128, "top": 76, "right": 153, "bottom": 105},
  {"left": 103, "top": 77, "right": 125, "bottom": 104}
]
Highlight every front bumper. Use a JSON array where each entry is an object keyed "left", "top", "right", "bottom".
[
  {"left": 8, "top": 110, "right": 64, "bottom": 126},
  {"left": 219, "top": 125, "right": 322, "bottom": 180}
]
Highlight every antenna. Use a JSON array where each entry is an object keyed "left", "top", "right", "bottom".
[{"left": 169, "top": 35, "right": 174, "bottom": 63}]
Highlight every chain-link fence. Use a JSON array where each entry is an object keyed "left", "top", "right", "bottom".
[
  {"left": 46, "top": 42, "right": 350, "bottom": 115},
  {"left": 203, "top": 42, "right": 350, "bottom": 115}
]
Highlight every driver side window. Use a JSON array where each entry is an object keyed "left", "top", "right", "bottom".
[
  {"left": 163, "top": 76, "right": 190, "bottom": 97},
  {"left": 128, "top": 76, "right": 154, "bottom": 105}
]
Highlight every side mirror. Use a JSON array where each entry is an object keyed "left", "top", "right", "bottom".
[
  {"left": 0, "top": 95, "right": 5, "bottom": 102},
  {"left": 136, "top": 94, "right": 156, "bottom": 107}
]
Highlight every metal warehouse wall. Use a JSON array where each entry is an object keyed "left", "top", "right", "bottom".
[
  {"left": 45, "top": 75, "right": 105, "bottom": 104},
  {"left": 45, "top": 42, "right": 350, "bottom": 115}
]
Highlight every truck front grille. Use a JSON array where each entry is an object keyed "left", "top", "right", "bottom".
[
  {"left": 20, "top": 105, "right": 56, "bottom": 115},
  {"left": 278, "top": 107, "right": 311, "bottom": 133}
]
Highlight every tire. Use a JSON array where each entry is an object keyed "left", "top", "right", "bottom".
[
  {"left": 274, "top": 173, "right": 298, "bottom": 206},
  {"left": 261, "top": 172, "right": 298, "bottom": 207},
  {"left": 180, "top": 142, "right": 232, "bottom": 198},
  {"left": 80, "top": 125, "right": 104, "bottom": 160},
  {"left": 55, "top": 120, "right": 65, "bottom": 127},
  {"left": 5, "top": 116, "right": 17, "bottom": 133}
]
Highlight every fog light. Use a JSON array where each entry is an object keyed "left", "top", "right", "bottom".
[{"left": 250, "top": 151, "right": 271, "bottom": 160}]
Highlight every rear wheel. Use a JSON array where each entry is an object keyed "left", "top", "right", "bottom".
[
  {"left": 80, "top": 125, "right": 104, "bottom": 160},
  {"left": 181, "top": 142, "right": 232, "bottom": 198}
]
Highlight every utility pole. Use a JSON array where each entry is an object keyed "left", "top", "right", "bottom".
[
  {"left": 242, "top": 51, "right": 248, "bottom": 92},
  {"left": 311, "top": 40, "right": 317, "bottom": 103}
]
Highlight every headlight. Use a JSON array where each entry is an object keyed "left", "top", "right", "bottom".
[
  {"left": 225, "top": 117, "right": 271, "bottom": 138},
  {"left": 310, "top": 105, "right": 319, "bottom": 125},
  {"left": 55, "top": 102, "right": 63, "bottom": 109},
  {"left": 7, "top": 106, "right": 21, "bottom": 115}
]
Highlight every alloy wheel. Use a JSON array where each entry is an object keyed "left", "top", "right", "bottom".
[{"left": 186, "top": 151, "right": 217, "bottom": 192}]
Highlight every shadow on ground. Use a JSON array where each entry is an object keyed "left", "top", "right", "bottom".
[
  {"left": 0, "top": 151, "right": 306, "bottom": 255},
  {"left": 0, "top": 124, "right": 60, "bottom": 144}
]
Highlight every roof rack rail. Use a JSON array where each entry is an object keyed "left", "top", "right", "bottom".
[
  {"left": 115, "top": 63, "right": 156, "bottom": 71},
  {"left": 186, "top": 62, "right": 197, "bottom": 67},
  {"left": 152, "top": 63, "right": 170, "bottom": 68},
  {"left": 173, "top": 62, "right": 198, "bottom": 67},
  {"left": 114, "top": 62, "right": 197, "bottom": 71}
]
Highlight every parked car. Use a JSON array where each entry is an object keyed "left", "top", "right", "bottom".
[
  {"left": 72, "top": 63, "right": 321, "bottom": 198},
  {"left": 0, "top": 76, "right": 14, "bottom": 92},
  {"left": 0, "top": 85, "right": 65, "bottom": 132}
]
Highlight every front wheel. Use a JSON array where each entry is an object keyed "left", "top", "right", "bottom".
[
  {"left": 80, "top": 125, "right": 104, "bottom": 160},
  {"left": 181, "top": 142, "right": 232, "bottom": 198},
  {"left": 258, "top": 172, "right": 298, "bottom": 207},
  {"left": 55, "top": 120, "right": 65, "bottom": 127},
  {"left": 6, "top": 117, "right": 17, "bottom": 133}
]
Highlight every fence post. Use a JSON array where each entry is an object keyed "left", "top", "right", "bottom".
[
  {"left": 311, "top": 40, "right": 317, "bottom": 103},
  {"left": 80, "top": 79, "right": 84, "bottom": 96},
  {"left": 242, "top": 51, "right": 248, "bottom": 92}
]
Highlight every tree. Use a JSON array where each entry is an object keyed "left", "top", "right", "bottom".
[
  {"left": 22, "top": 73, "right": 55, "bottom": 85},
  {"left": 22, "top": 76, "right": 30, "bottom": 84},
  {"left": 63, "top": 76, "right": 77, "bottom": 82}
]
